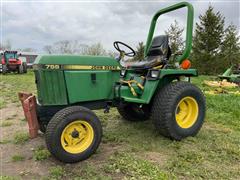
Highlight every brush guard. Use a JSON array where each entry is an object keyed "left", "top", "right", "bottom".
[{"left": 18, "top": 92, "right": 39, "bottom": 138}]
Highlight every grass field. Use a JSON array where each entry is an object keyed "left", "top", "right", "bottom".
[{"left": 0, "top": 71, "right": 240, "bottom": 180}]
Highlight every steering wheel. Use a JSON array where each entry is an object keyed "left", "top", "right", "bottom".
[{"left": 113, "top": 41, "right": 136, "bottom": 57}]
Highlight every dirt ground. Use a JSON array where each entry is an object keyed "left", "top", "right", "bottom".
[{"left": 0, "top": 104, "right": 127, "bottom": 179}]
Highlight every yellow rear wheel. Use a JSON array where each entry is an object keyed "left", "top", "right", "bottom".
[
  {"left": 175, "top": 97, "right": 199, "bottom": 128},
  {"left": 152, "top": 81, "right": 205, "bottom": 140}
]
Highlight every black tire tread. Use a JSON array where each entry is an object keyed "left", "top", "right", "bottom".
[
  {"left": 152, "top": 81, "right": 206, "bottom": 140},
  {"left": 117, "top": 103, "right": 150, "bottom": 121},
  {"left": 45, "top": 106, "right": 102, "bottom": 163}
]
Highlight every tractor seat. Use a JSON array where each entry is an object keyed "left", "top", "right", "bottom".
[{"left": 124, "top": 35, "right": 171, "bottom": 69}]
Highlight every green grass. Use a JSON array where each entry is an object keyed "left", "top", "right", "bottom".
[
  {"left": 33, "top": 146, "right": 50, "bottom": 161},
  {"left": 0, "top": 176, "right": 16, "bottom": 180},
  {"left": 13, "top": 132, "right": 29, "bottom": 144},
  {"left": 71, "top": 163, "right": 112, "bottom": 180},
  {"left": 11, "top": 154, "right": 25, "bottom": 162},
  {"left": 0, "top": 121, "right": 13, "bottom": 127},
  {"left": 104, "top": 152, "right": 170, "bottom": 179},
  {"left": 49, "top": 166, "right": 64, "bottom": 179},
  {"left": 0, "top": 73, "right": 239, "bottom": 179},
  {"left": 0, "top": 71, "right": 36, "bottom": 108},
  {"left": 0, "top": 139, "right": 11, "bottom": 144}
]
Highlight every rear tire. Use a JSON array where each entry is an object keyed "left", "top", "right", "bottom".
[
  {"left": 23, "top": 62, "right": 27, "bottom": 73},
  {"left": 18, "top": 64, "right": 24, "bottom": 74},
  {"left": 117, "top": 103, "right": 151, "bottom": 121},
  {"left": 2, "top": 65, "right": 7, "bottom": 74},
  {"left": 151, "top": 81, "right": 205, "bottom": 140},
  {"left": 45, "top": 106, "right": 102, "bottom": 163}
]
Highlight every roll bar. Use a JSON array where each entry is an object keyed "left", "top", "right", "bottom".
[{"left": 144, "top": 2, "right": 194, "bottom": 64}]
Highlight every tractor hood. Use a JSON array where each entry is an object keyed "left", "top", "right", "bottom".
[
  {"left": 34, "top": 55, "right": 120, "bottom": 70},
  {"left": 33, "top": 54, "right": 121, "bottom": 106}
]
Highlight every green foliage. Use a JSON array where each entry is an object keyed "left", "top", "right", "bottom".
[
  {"left": 0, "top": 139, "right": 11, "bottom": 144},
  {"left": 49, "top": 166, "right": 64, "bottom": 179},
  {"left": 0, "top": 176, "right": 16, "bottom": 180},
  {"left": 132, "top": 42, "right": 145, "bottom": 61},
  {"left": 192, "top": 5, "right": 225, "bottom": 75},
  {"left": 220, "top": 24, "right": 240, "bottom": 67},
  {"left": 33, "top": 146, "right": 50, "bottom": 161},
  {"left": 0, "top": 121, "right": 13, "bottom": 127},
  {"left": 0, "top": 98, "right": 6, "bottom": 109},
  {"left": 13, "top": 132, "right": 29, "bottom": 144},
  {"left": 206, "top": 94, "right": 240, "bottom": 131},
  {"left": 11, "top": 154, "right": 25, "bottom": 162},
  {"left": 165, "top": 20, "right": 184, "bottom": 55},
  {"left": 0, "top": 71, "right": 36, "bottom": 106},
  {"left": 104, "top": 152, "right": 170, "bottom": 179},
  {"left": 72, "top": 163, "right": 112, "bottom": 180}
]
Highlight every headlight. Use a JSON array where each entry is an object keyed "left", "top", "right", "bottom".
[
  {"left": 150, "top": 70, "right": 160, "bottom": 79},
  {"left": 120, "top": 69, "right": 127, "bottom": 77}
]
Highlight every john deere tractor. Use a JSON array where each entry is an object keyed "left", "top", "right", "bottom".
[
  {"left": 19, "top": 2, "right": 205, "bottom": 163},
  {"left": 0, "top": 50, "right": 27, "bottom": 74}
]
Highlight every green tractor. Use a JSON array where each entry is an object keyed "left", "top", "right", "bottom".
[{"left": 19, "top": 2, "right": 205, "bottom": 163}]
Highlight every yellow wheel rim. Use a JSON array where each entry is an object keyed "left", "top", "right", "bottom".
[
  {"left": 61, "top": 120, "right": 94, "bottom": 154},
  {"left": 175, "top": 96, "right": 199, "bottom": 129}
]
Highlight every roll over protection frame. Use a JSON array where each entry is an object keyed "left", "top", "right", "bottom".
[{"left": 144, "top": 1, "right": 194, "bottom": 64}]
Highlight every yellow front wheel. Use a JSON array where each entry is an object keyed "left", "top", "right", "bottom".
[
  {"left": 61, "top": 120, "right": 94, "bottom": 154},
  {"left": 46, "top": 106, "right": 102, "bottom": 163}
]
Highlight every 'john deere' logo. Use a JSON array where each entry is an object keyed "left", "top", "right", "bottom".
[
  {"left": 42, "top": 64, "right": 120, "bottom": 70},
  {"left": 63, "top": 65, "right": 120, "bottom": 70}
]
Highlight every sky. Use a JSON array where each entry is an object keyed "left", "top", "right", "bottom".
[{"left": 1, "top": 0, "right": 239, "bottom": 53}]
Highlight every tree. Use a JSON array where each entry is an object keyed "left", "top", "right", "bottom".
[
  {"left": 132, "top": 42, "right": 145, "bottom": 61},
  {"left": 18, "top": 48, "right": 36, "bottom": 52},
  {"left": 82, "top": 43, "right": 107, "bottom": 56},
  {"left": 165, "top": 20, "right": 184, "bottom": 55},
  {"left": 43, "top": 41, "right": 107, "bottom": 56},
  {"left": 220, "top": 24, "right": 240, "bottom": 69},
  {"left": 43, "top": 45, "right": 53, "bottom": 54},
  {"left": 192, "top": 5, "right": 225, "bottom": 75},
  {"left": 43, "top": 40, "right": 88, "bottom": 54}
]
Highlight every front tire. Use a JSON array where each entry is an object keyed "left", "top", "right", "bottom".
[
  {"left": 117, "top": 103, "right": 151, "bottom": 121},
  {"left": 45, "top": 106, "right": 102, "bottom": 163},
  {"left": 152, "top": 81, "right": 205, "bottom": 140}
]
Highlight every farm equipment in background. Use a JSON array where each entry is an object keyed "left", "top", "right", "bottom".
[
  {"left": 0, "top": 50, "right": 27, "bottom": 74},
  {"left": 19, "top": 2, "right": 206, "bottom": 163},
  {"left": 218, "top": 65, "right": 240, "bottom": 84}
]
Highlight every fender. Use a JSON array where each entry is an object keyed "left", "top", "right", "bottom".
[{"left": 121, "top": 69, "right": 197, "bottom": 104}]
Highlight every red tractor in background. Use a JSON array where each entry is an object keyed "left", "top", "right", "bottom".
[{"left": 0, "top": 50, "right": 27, "bottom": 74}]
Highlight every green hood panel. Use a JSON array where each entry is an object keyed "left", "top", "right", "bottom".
[{"left": 34, "top": 55, "right": 120, "bottom": 66}]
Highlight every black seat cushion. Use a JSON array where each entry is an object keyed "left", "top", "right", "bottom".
[{"left": 124, "top": 35, "right": 171, "bottom": 69}]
